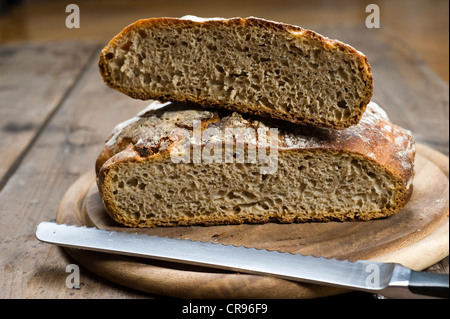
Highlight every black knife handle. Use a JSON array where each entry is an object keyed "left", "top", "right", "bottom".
[{"left": 408, "top": 270, "right": 449, "bottom": 298}]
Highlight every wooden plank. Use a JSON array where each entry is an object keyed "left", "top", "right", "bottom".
[
  {"left": 0, "top": 44, "right": 150, "bottom": 298},
  {"left": 0, "top": 41, "right": 100, "bottom": 188},
  {"left": 0, "top": 23, "right": 448, "bottom": 298}
]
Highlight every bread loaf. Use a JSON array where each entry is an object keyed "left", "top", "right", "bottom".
[
  {"left": 96, "top": 100, "right": 415, "bottom": 228},
  {"left": 98, "top": 16, "right": 373, "bottom": 130}
]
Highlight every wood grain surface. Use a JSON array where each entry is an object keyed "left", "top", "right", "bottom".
[
  {"left": 0, "top": 18, "right": 448, "bottom": 298},
  {"left": 53, "top": 145, "right": 448, "bottom": 298},
  {"left": 0, "top": 41, "right": 99, "bottom": 187}
]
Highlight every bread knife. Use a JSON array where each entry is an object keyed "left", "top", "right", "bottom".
[{"left": 35, "top": 221, "right": 448, "bottom": 299}]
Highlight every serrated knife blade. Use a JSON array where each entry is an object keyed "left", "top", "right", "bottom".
[{"left": 35, "top": 221, "right": 448, "bottom": 298}]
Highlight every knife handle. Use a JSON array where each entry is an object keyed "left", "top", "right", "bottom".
[{"left": 408, "top": 270, "right": 449, "bottom": 298}]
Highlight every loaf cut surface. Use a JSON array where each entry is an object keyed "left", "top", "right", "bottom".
[
  {"left": 96, "top": 101, "right": 415, "bottom": 228},
  {"left": 99, "top": 16, "right": 373, "bottom": 129}
]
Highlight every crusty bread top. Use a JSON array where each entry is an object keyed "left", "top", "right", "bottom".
[
  {"left": 96, "top": 100, "right": 415, "bottom": 199},
  {"left": 98, "top": 16, "right": 374, "bottom": 129}
]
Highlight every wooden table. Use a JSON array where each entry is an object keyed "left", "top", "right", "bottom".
[{"left": 0, "top": 23, "right": 448, "bottom": 299}]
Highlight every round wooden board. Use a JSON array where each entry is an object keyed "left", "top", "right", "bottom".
[{"left": 56, "top": 143, "right": 449, "bottom": 298}]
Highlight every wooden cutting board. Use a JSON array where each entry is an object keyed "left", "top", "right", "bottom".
[{"left": 55, "top": 143, "right": 449, "bottom": 298}]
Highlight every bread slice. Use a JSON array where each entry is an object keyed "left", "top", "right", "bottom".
[
  {"left": 96, "top": 100, "right": 415, "bottom": 228},
  {"left": 98, "top": 16, "right": 373, "bottom": 129}
]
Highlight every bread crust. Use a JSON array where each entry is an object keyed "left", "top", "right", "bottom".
[
  {"left": 96, "top": 101, "right": 415, "bottom": 227},
  {"left": 98, "top": 16, "right": 373, "bottom": 130}
]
